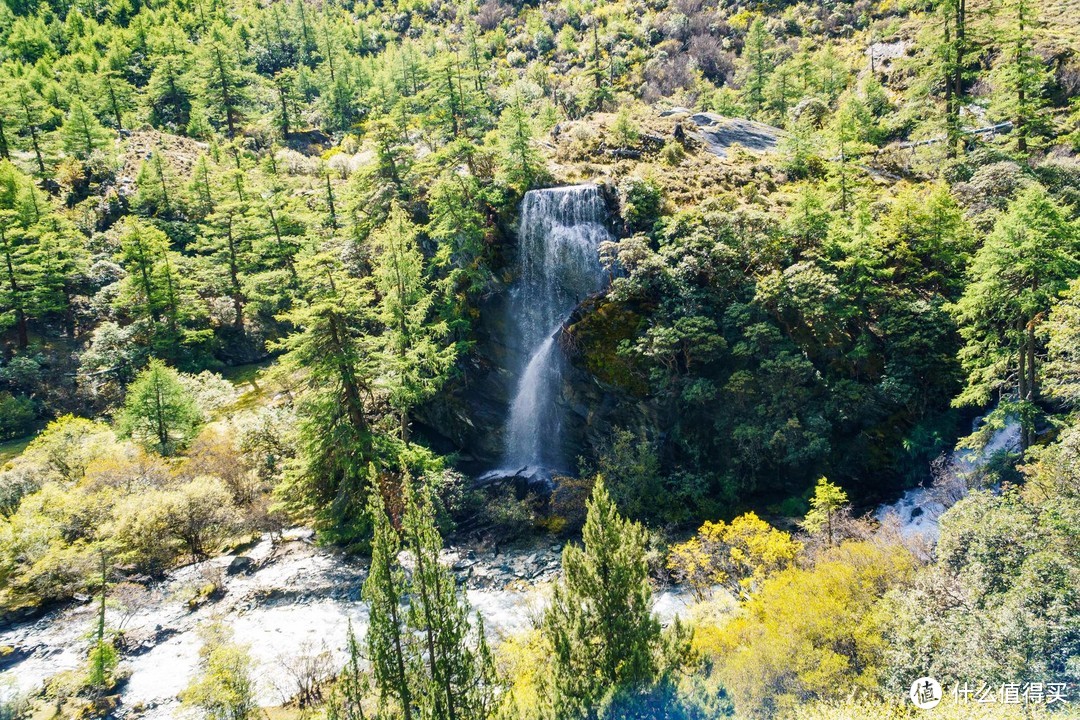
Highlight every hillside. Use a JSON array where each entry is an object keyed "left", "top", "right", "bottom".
[{"left": 2, "top": 0, "right": 1080, "bottom": 717}]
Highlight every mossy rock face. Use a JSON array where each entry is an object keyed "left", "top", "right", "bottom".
[{"left": 565, "top": 298, "right": 647, "bottom": 396}]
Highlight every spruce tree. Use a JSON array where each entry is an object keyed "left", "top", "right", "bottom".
[{"left": 331, "top": 619, "right": 370, "bottom": 720}]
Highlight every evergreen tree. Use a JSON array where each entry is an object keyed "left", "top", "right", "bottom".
[
  {"left": 114, "top": 218, "right": 209, "bottom": 360},
  {"left": 146, "top": 35, "right": 193, "bottom": 131},
  {"left": 363, "top": 485, "right": 415, "bottom": 720},
  {"left": 402, "top": 476, "right": 496, "bottom": 720},
  {"left": 497, "top": 92, "right": 542, "bottom": 193},
  {"left": 197, "top": 198, "right": 254, "bottom": 331},
  {"left": 272, "top": 68, "right": 302, "bottom": 138},
  {"left": 194, "top": 24, "right": 253, "bottom": 137},
  {"left": 936, "top": 0, "right": 970, "bottom": 156},
  {"left": 0, "top": 161, "right": 38, "bottom": 348},
  {"left": 334, "top": 620, "right": 370, "bottom": 720},
  {"left": 824, "top": 95, "right": 874, "bottom": 216},
  {"left": 133, "top": 152, "right": 175, "bottom": 218},
  {"left": 988, "top": 0, "right": 1048, "bottom": 153},
  {"left": 87, "top": 553, "right": 118, "bottom": 691},
  {"left": 96, "top": 40, "right": 135, "bottom": 132},
  {"left": 11, "top": 78, "right": 52, "bottom": 174},
  {"left": 543, "top": 477, "right": 662, "bottom": 719},
  {"left": 738, "top": 18, "right": 772, "bottom": 118},
  {"left": 60, "top": 98, "right": 108, "bottom": 160},
  {"left": 275, "top": 251, "right": 378, "bottom": 543},
  {"left": 370, "top": 203, "right": 455, "bottom": 442},
  {"left": 952, "top": 185, "right": 1080, "bottom": 449},
  {"left": 117, "top": 357, "right": 204, "bottom": 455}
]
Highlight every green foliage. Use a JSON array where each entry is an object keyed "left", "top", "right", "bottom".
[
  {"left": 497, "top": 91, "right": 543, "bottom": 193},
  {"left": 591, "top": 427, "right": 661, "bottom": 520},
  {"left": 883, "top": 486, "right": 1080, "bottom": 693},
  {"left": 363, "top": 473, "right": 496, "bottom": 720},
  {"left": 952, "top": 184, "right": 1080, "bottom": 448},
  {"left": 542, "top": 477, "right": 673, "bottom": 718},
  {"left": 59, "top": 98, "right": 109, "bottom": 161},
  {"left": 117, "top": 358, "right": 204, "bottom": 456},
  {"left": 800, "top": 477, "right": 848, "bottom": 547},
  {"left": 0, "top": 2, "right": 1077, "bottom": 717},
  {"left": 0, "top": 392, "right": 34, "bottom": 440},
  {"left": 370, "top": 203, "right": 455, "bottom": 442},
  {"left": 1042, "top": 278, "right": 1080, "bottom": 407},
  {"left": 619, "top": 177, "right": 664, "bottom": 235},
  {"left": 738, "top": 18, "right": 771, "bottom": 118},
  {"left": 182, "top": 623, "right": 257, "bottom": 720},
  {"left": 113, "top": 475, "right": 240, "bottom": 563}
]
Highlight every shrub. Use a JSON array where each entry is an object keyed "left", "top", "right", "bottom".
[
  {"left": 619, "top": 177, "right": 664, "bottom": 234},
  {"left": 668, "top": 512, "right": 801, "bottom": 600},
  {"left": 661, "top": 139, "right": 686, "bottom": 166},
  {"left": 182, "top": 623, "right": 257, "bottom": 720},
  {"left": 703, "top": 541, "right": 916, "bottom": 719},
  {"left": 881, "top": 490, "right": 1080, "bottom": 695}
]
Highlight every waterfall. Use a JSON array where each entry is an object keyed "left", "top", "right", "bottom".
[{"left": 498, "top": 184, "right": 611, "bottom": 474}]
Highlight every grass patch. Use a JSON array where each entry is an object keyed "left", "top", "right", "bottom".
[{"left": 0, "top": 435, "right": 33, "bottom": 466}]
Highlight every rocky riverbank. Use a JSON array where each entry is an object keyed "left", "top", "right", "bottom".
[{"left": 0, "top": 529, "right": 691, "bottom": 719}]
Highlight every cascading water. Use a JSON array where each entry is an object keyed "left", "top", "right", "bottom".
[{"left": 496, "top": 184, "right": 611, "bottom": 475}]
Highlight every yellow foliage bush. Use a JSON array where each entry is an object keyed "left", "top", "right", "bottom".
[
  {"left": 700, "top": 540, "right": 916, "bottom": 719},
  {"left": 667, "top": 511, "right": 801, "bottom": 600},
  {"left": 495, "top": 628, "right": 548, "bottom": 720}
]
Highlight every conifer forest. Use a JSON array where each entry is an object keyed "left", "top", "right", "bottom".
[{"left": 0, "top": 0, "right": 1079, "bottom": 716}]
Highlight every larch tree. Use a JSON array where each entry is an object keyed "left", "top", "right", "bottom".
[
  {"left": 739, "top": 18, "right": 772, "bottom": 118},
  {"left": 0, "top": 160, "right": 39, "bottom": 348},
  {"left": 801, "top": 477, "right": 849, "bottom": 548},
  {"left": 117, "top": 358, "right": 204, "bottom": 455},
  {"left": 989, "top": 0, "right": 1048, "bottom": 154},
  {"left": 11, "top": 78, "right": 52, "bottom": 173},
  {"left": 193, "top": 24, "right": 253, "bottom": 138},
  {"left": 496, "top": 91, "right": 542, "bottom": 193},
  {"left": 952, "top": 185, "right": 1080, "bottom": 449},
  {"left": 60, "top": 98, "right": 108, "bottom": 160},
  {"left": 370, "top": 203, "right": 455, "bottom": 443},
  {"left": 146, "top": 35, "right": 194, "bottom": 131},
  {"left": 114, "top": 218, "right": 208, "bottom": 360}
]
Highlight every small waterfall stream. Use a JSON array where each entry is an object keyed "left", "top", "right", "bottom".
[{"left": 497, "top": 184, "right": 611, "bottom": 475}]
